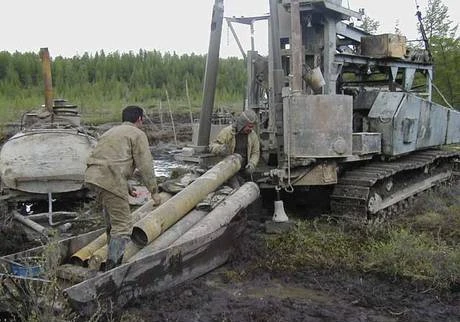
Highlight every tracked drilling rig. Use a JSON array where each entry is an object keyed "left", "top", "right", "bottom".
[{"left": 181, "top": 0, "right": 460, "bottom": 220}]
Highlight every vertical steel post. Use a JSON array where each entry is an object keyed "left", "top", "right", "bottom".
[
  {"left": 268, "top": 0, "right": 286, "bottom": 161},
  {"left": 39, "top": 48, "right": 54, "bottom": 113},
  {"left": 290, "top": 0, "right": 303, "bottom": 93},
  {"left": 197, "top": 0, "right": 224, "bottom": 147}
]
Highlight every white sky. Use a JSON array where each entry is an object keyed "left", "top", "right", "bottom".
[{"left": 1, "top": 0, "right": 459, "bottom": 59}]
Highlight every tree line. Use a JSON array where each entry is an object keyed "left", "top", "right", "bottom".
[
  {"left": 0, "top": 49, "right": 246, "bottom": 120},
  {"left": 0, "top": 0, "right": 458, "bottom": 124},
  {"left": 422, "top": 0, "right": 460, "bottom": 109}
]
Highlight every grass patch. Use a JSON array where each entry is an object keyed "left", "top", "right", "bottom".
[
  {"left": 256, "top": 182, "right": 460, "bottom": 292},
  {"left": 362, "top": 228, "right": 460, "bottom": 289}
]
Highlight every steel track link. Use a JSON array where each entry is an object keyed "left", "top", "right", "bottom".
[{"left": 330, "top": 149, "right": 460, "bottom": 220}]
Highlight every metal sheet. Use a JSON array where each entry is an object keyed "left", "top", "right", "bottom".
[
  {"left": 352, "top": 132, "right": 381, "bottom": 155},
  {"left": 283, "top": 94, "right": 353, "bottom": 158},
  {"left": 361, "top": 34, "right": 407, "bottom": 58},
  {"left": 292, "top": 162, "right": 337, "bottom": 186},
  {"left": 391, "top": 94, "right": 420, "bottom": 155},
  {"left": 0, "top": 129, "right": 96, "bottom": 193},
  {"left": 446, "top": 109, "right": 460, "bottom": 144},
  {"left": 368, "top": 92, "right": 458, "bottom": 155},
  {"left": 416, "top": 101, "right": 448, "bottom": 149},
  {"left": 368, "top": 92, "right": 406, "bottom": 156}
]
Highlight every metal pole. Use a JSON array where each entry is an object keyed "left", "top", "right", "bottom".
[
  {"left": 197, "top": 0, "right": 224, "bottom": 147},
  {"left": 250, "top": 21, "right": 255, "bottom": 51},
  {"left": 165, "top": 89, "right": 178, "bottom": 146},
  {"left": 185, "top": 79, "right": 194, "bottom": 124},
  {"left": 225, "top": 18, "right": 247, "bottom": 60},
  {"left": 290, "top": 0, "right": 303, "bottom": 92},
  {"left": 126, "top": 209, "right": 208, "bottom": 263},
  {"left": 172, "top": 182, "right": 260, "bottom": 245},
  {"left": 39, "top": 48, "right": 54, "bottom": 114},
  {"left": 132, "top": 154, "right": 242, "bottom": 246}
]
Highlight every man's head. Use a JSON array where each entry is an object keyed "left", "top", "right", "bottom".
[
  {"left": 236, "top": 109, "right": 257, "bottom": 134},
  {"left": 122, "top": 105, "right": 144, "bottom": 125}
]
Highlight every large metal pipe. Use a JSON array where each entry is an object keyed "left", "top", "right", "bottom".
[
  {"left": 132, "top": 154, "right": 242, "bottom": 246},
  {"left": 290, "top": 0, "right": 303, "bottom": 92},
  {"left": 13, "top": 212, "right": 47, "bottom": 235},
  {"left": 70, "top": 192, "right": 172, "bottom": 266},
  {"left": 128, "top": 182, "right": 258, "bottom": 264},
  {"left": 70, "top": 233, "right": 106, "bottom": 267},
  {"left": 172, "top": 182, "right": 260, "bottom": 245},
  {"left": 126, "top": 209, "right": 208, "bottom": 263},
  {"left": 39, "top": 48, "right": 54, "bottom": 113},
  {"left": 196, "top": 0, "right": 224, "bottom": 147}
]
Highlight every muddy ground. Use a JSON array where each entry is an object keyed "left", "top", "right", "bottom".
[
  {"left": 1, "top": 118, "right": 459, "bottom": 322},
  {"left": 120, "top": 190, "right": 460, "bottom": 322}
]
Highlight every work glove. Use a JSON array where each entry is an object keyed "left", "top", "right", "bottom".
[
  {"left": 244, "top": 163, "right": 255, "bottom": 175},
  {"left": 215, "top": 144, "right": 229, "bottom": 156},
  {"left": 151, "top": 192, "right": 162, "bottom": 206},
  {"left": 128, "top": 184, "right": 137, "bottom": 197}
]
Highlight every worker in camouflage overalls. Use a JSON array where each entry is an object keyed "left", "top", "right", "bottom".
[{"left": 85, "top": 105, "right": 161, "bottom": 271}]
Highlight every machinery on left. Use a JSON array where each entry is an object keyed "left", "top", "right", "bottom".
[{"left": 0, "top": 48, "right": 97, "bottom": 222}]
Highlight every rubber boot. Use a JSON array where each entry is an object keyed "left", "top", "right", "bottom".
[{"left": 105, "top": 236, "right": 129, "bottom": 271}]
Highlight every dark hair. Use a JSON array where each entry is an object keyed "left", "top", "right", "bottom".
[{"left": 122, "top": 105, "right": 144, "bottom": 123}]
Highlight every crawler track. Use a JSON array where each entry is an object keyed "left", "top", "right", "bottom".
[{"left": 330, "top": 149, "right": 460, "bottom": 220}]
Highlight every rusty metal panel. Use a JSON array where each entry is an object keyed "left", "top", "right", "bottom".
[
  {"left": 283, "top": 94, "right": 352, "bottom": 158},
  {"left": 292, "top": 162, "right": 337, "bottom": 186},
  {"left": 352, "top": 132, "right": 381, "bottom": 155},
  {"left": 446, "top": 109, "right": 460, "bottom": 144},
  {"left": 416, "top": 101, "right": 448, "bottom": 149},
  {"left": 361, "top": 34, "right": 406, "bottom": 58}
]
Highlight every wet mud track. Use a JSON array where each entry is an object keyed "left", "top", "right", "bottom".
[{"left": 123, "top": 218, "right": 460, "bottom": 322}]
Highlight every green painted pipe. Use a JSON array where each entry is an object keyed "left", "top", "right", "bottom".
[{"left": 131, "top": 154, "right": 242, "bottom": 246}]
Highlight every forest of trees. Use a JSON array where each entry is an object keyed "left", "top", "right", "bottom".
[
  {"left": 0, "top": 0, "right": 458, "bottom": 124},
  {"left": 422, "top": 0, "right": 460, "bottom": 109},
  {"left": 0, "top": 49, "right": 247, "bottom": 123},
  {"left": 358, "top": 0, "right": 460, "bottom": 109}
]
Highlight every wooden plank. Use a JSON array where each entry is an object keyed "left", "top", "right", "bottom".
[{"left": 63, "top": 220, "right": 245, "bottom": 317}]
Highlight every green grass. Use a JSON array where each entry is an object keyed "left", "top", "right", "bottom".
[
  {"left": 256, "top": 183, "right": 460, "bottom": 292},
  {"left": 0, "top": 93, "right": 243, "bottom": 127}
]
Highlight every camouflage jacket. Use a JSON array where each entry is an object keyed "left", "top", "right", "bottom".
[
  {"left": 209, "top": 125, "right": 260, "bottom": 168},
  {"left": 85, "top": 122, "right": 157, "bottom": 200}
]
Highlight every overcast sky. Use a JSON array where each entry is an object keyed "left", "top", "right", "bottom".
[{"left": 1, "top": 0, "right": 459, "bottom": 59}]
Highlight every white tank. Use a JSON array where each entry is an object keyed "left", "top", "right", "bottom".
[{"left": 0, "top": 128, "right": 96, "bottom": 194}]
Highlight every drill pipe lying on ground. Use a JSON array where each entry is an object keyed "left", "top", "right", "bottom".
[
  {"left": 70, "top": 192, "right": 172, "bottom": 266},
  {"left": 127, "top": 181, "right": 260, "bottom": 263},
  {"left": 131, "top": 154, "right": 242, "bottom": 246},
  {"left": 123, "top": 209, "right": 208, "bottom": 263},
  {"left": 172, "top": 181, "right": 259, "bottom": 246}
]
